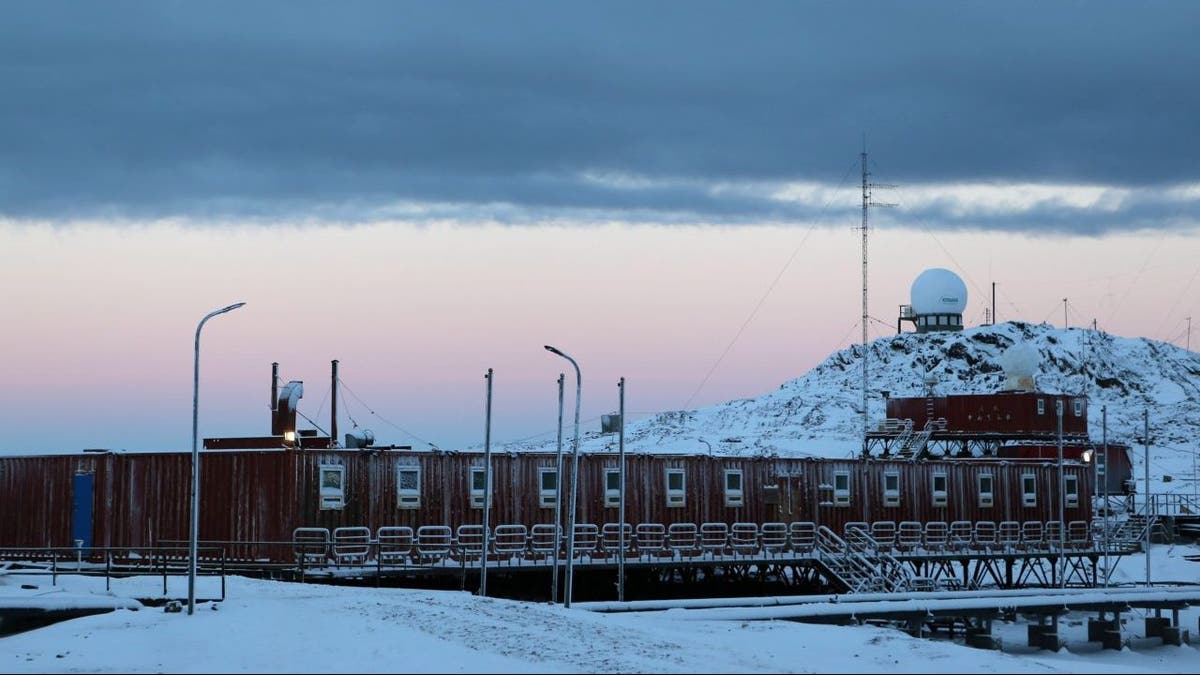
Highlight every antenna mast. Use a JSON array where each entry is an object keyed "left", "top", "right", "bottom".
[
  {"left": 861, "top": 146, "right": 869, "bottom": 452},
  {"left": 859, "top": 143, "right": 894, "bottom": 454}
]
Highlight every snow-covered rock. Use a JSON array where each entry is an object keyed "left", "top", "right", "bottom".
[{"left": 505, "top": 322, "right": 1200, "bottom": 488}]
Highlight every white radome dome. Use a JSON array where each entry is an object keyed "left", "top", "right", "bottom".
[{"left": 911, "top": 268, "right": 968, "bottom": 315}]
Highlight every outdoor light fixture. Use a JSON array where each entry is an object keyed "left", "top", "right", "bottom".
[
  {"left": 544, "top": 344, "right": 581, "bottom": 608},
  {"left": 1081, "top": 450, "right": 1092, "bottom": 463},
  {"left": 284, "top": 431, "right": 296, "bottom": 442},
  {"left": 190, "top": 301, "right": 246, "bottom": 616}
]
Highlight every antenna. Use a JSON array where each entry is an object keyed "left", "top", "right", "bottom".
[{"left": 857, "top": 142, "right": 894, "bottom": 453}]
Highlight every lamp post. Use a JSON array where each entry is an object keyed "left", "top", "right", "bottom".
[
  {"left": 189, "top": 301, "right": 246, "bottom": 616},
  {"left": 551, "top": 373, "right": 565, "bottom": 604},
  {"left": 544, "top": 345, "right": 581, "bottom": 608}
]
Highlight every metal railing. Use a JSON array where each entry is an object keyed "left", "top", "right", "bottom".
[{"left": 0, "top": 545, "right": 227, "bottom": 602}]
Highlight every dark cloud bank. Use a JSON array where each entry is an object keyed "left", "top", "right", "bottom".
[{"left": 1, "top": 1, "right": 1198, "bottom": 233}]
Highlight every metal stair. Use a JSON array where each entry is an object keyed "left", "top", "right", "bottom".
[
  {"left": 898, "top": 419, "right": 942, "bottom": 457},
  {"left": 814, "top": 526, "right": 914, "bottom": 593},
  {"left": 1102, "top": 514, "right": 1161, "bottom": 553}
]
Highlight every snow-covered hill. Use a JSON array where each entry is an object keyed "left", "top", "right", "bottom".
[{"left": 509, "top": 322, "right": 1200, "bottom": 488}]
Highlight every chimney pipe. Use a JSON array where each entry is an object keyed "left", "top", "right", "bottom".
[
  {"left": 271, "top": 362, "right": 279, "bottom": 432},
  {"left": 331, "top": 359, "right": 339, "bottom": 446}
]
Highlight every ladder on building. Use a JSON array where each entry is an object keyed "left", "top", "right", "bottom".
[{"left": 814, "top": 526, "right": 914, "bottom": 594}]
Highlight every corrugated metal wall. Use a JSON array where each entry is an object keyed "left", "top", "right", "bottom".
[{"left": 0, "top": 449, "right": 1096, "bottom": 561}]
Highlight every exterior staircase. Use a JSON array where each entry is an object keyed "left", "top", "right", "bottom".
[
  {"left": 897, "top": 418, "right": 944, "bottom": 458},
  {"left": 813, "top": 526, "right": 914, "bottom": 594}
]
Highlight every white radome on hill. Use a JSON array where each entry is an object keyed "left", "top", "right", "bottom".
[
  {"left": 509, "top": 322, "right": 1200, "bottom": 491},
  {"left": 910, "top": 267, "right": 968, "bottom": 315}
]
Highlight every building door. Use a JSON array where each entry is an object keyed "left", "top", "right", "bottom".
[{"left": 71, "top": 473, "right": 95, "bottom": 549}]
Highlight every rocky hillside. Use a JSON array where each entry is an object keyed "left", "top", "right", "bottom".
[{"left": 509, "top": 321, "right": 1200, "bottom": 485}]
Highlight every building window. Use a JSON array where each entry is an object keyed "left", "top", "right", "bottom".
[
  {"left": 833, "top": 471, "right": 850, "bottom": 507},
  {"left": 1097, "top": 451, "right": 1107, "bottom": 479},
  {"left": 319, "top": 464, "right": 345, "bottom": 510},
  {"left": 470, "top": 467, "right": 490, "bottom": 509},
  {"left": 665, "top": 468, "right": 685, "bottom": 508},
  {"left": 978, "top": 473, "right": 994, "bottom": 508},
  {"left": 1065, "top": 474, "right": 1079, "bottom": 508},
  {"left": 1022, "top": 473, "right": 1037, "bottom": 507},
  {"left": 605, "top": 469, "right": 621, "bottom": 507},
  {"left": 1037, "top": 399, "right": 1045, "bottom": 415},
  {"left": 932, "top": 472, "right": 948, "bottom": 508},
  {"left": 882, "top": 471, "right": 900, "bottom": 507},
  {"left": 538, "top": 468, "right": 557, "bottom": 509},
  {"left": 397, "top": 466, "right": 420, "bottom": 509},
  {"left": 724, "top": 469, "right": 744, "bottom": 507},
  {"left": 1074, "top": 400, "right": 1083, "bottom": 417},
  {"left": 938, "top": 316, "right": 947, "bottom": 326}
]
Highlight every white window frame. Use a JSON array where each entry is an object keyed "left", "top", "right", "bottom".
[
  {"left": 724, "top": 469, "right": 744, "bottom": 507},
  {"left": 1037, "top": 399, "right": 1045, "bottom": 415},
  {"left": 319, "top": 464, "right": 345, "bottom": 510},
  {"left": 1065, "top": 474, "right": 1079, "bottom": 508},
  {"left": 470, "top": 467, "right": 491, "bottom": 509},
  {"left": 978, "top": 472, "right": 994, "bottom": 508},
  {"left": 833, "top": 471, "right": 851, "bottom": 507},
  {"left": 932, "top": 472, "right": 948, "bottom": 508},
  {"left": 1096, "top": 451, "right": 1107, "bottom": 479},
  {"left": 397, "top": 466, "right": 421, "bottom": 509},
  {"left": 604, "top": 469, "right": 621, "bottom": 508},
  {"left": 665, "top": 468, "right": 686, "bottom": 508},
  {"left": 538, "top": 467, "right": 558, "bottom": 509},
  {"left": 1073, "top": 400, "right": 1083, "bottom": 417},
  {"left": 882, "top": 471, "right": 900, "bottom": 508},
  {"left": 1022, "top": 473, "right": 1037, "bottom": 507}
]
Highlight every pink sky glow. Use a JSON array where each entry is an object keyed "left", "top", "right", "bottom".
[{"left": 0, "top": 222, "right": 1195, "bottom": 453}]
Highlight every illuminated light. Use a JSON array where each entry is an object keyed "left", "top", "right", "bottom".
[
  {"left": 1081, "top": 450, "right": 1092, "bottom": 463},
  {"left": 284, "top": 431, "right": 296, "bottom": 442}
]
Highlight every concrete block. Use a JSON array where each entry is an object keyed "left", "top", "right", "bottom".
[
  {"left": 1101, "top": 628, "right": 1123, "bottom": 651},
  {"left": 1145, "top": 616, "right": 1170, "bottom": 638},
  {"left": 1087, "top": 618, "right": 1117, "bottom": 642},
  {"left": 966, "top": 632, "right": 1001, "bottom": 650},
  {"left": 1027, "top": 624, "right": 1046, "bottom": 647},
  {"left": 1039, "top": 633, "right": 1065, "bottom": 652}
]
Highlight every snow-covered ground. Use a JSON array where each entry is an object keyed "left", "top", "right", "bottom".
[{"left": 3, "top": 543, "right": 1198, "bottom": 674}]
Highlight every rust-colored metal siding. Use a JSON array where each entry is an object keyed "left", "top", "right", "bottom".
[
  {"left": 0, "top": 449, "right": 1094, "bottom": 562},
  {"left": 886, "top": 392, "right": 1088, "bottom": 436}
]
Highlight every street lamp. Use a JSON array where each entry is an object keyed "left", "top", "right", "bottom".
[
  {"left": 544, "top": 345, "right": 581, "bottom": 608},
  {"left": 189, "top": 302, "right": 246, "bottom": 616}
]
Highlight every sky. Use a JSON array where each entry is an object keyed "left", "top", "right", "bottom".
[{"left": 1, "top": 2, "right": 1197, "bottom": 452}]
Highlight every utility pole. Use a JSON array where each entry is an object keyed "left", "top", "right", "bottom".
[
  {"left": 617, "top": 377, "right": 626, "bottom": 602},
  {"left": 1056, "top": 400, "right": 1065, "bottom": 588},
  {"left": 1144, "top": 408, "right": 1151, "bottom": 587},
  {"left": 1063, "top": 298, "right": 1068, "bottom": 329},
  {"left": 1102, "top": 405, "right": 1109, "bottom": 588},
  {"left": 1187, "top": 316, "right": 1192, "bottom": 352},
  {"left": 480, "top": 368, "right": 493, "bottom": 597}
]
